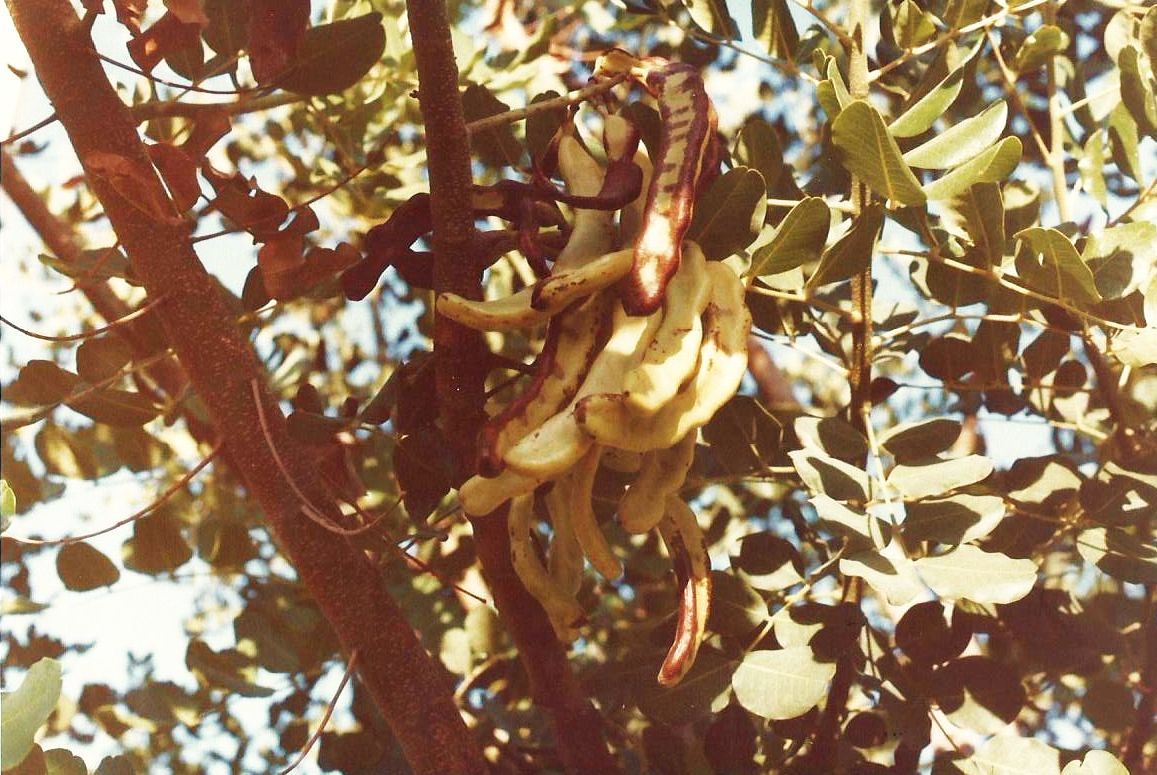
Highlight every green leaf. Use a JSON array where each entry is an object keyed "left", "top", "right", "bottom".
[
  {"left": 0, "top": 657, "right": 63, "bottom": 770},
  {"left": 840, "top": 542, "right": 924, "bottom": 605},
  {"left": 683, "top": 0, "right": 739, "bottom": 38},
  {"left": 1108, "top": 104, "right": 1142, "bottom": 182},
  {"left": 186, "top": 639, "right": 274, "bottom": 698},
  {"left": 788, "top": 450, "right": 870, "bottom": 502},
  {"left": 888, "top": 455, "right": 994, "bottom": 499},
  {"left": 1119, "top": 45, "right": 1157, "bottom": 137},
  {"left": 966, "top": 735, "right": 1061, "bottom": 775},
  {"left": 879, "top": 418, "right": 963, "bottom": 461},
  {"left": 1144, "top": 5, "right": 1157, "bottom": 70},
  {"left": 894, "top": 0, "right": 938, "bottom": 49},
  {"left": 888, "top": 67, "right": 964, "bottom": 138},
  {"left": 286, "top": 410, "right": 347, "bottom": 443},
  {"left": 915, "top": 546, "right": 1037, "bottom": 604},
  {"left": 806, "top": 203, "right": 884, "bottom": 288},
  {"left": 1110, "top": 328, "right": 1157, "bottom": 368},
  {"left": 1, "top": 480, "right": 15, "bottom": 533},
  {"left": 203, "top": 0, "right": 249, "bottom": 57},
  {"left": 752, "top": 0, "right": 799, "bottom": 59},
  {"left": 1014, "top": 24, "right": 1069, "bottom": 71},
  {"left": 902, "top": 494, "right": 1006, "bottom": 544},
  {"left": 810, "top": 494, "right": 889, "bottom": 551},
  {"left": 76, "top": 335, "right": 133, "bottom": 384},
  {"left": 832, "top": 101, "right": 926, "bottom": 205},
  {"left": 1061, "top": 750, "right": 1130, "bottom": 775},
  {"left": 737, "top": 118, "right": 786, "bottom": 192},
  {"left": 1076, "top": 526, "right": 1157, "bottom": 584},
  {"left": 68, "top": 388, "right": 162, "bottom": 427},
  {"left": 56, "top": 542, "right": 121, "bottom": 591},
  {"left": 825, "top": 59, "right": 852, "bottom": 112},
  {"left": 750, "top": 198, "right": 831, "bottom": 277},
  {"left": 731, "top": 647, "right": 836, "bottom": 720},
  {"left": 903, "top": 102, "right": 1008, "bottom": 169},
  {"left": 277, "top": 13, "right": 385, "bottom": 96},
  {"left": 1082, "top": 220, "right": 1157, "bottom": 299},
  {"left": 1079, "top": 130, "right": 1108, "bottom": 206},
  {"left": 933, "top": 655, "right": 1026, "bottom": 735},
  {"left": 4, "top": 361, "right": 82, "bottom": 406},
  {"left": 952, "top": 182, "right": 1005, "bottom": 264},
  {"left": 688, "top": 167, "right": 767, "bottom": 260},
  {"left": 1015, "top": 227, "right": 1101, "bottom": 306},
  {"left": 922, "top": 136, "right": 1022, "bottom": 201}
]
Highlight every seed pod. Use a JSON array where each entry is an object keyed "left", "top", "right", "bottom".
[
  {"left": 618, "top": 432, "right": 697, "bottom": 534},
  {"left": 621, "top": 64, "right": 718, "bottom": 316},
  {"left": 508, "top": 493, "right": 584, "bottom": 641},
  {"left": 656, "top": 496, "right": 711, "bottom": 686}
]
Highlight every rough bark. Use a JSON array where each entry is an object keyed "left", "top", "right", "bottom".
[
  {"left": 8, "top": 3, "right": 484, "bottom": 772},
  {"left": 405, "top": 2, "right": 618, "bottom": 771}
]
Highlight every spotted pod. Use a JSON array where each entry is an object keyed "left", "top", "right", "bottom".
[
  {"left": 656, "top": 496, "right": 711, "bottom": 686},
  {"left": 621, "top": 63, "right": 718, "bottom": 316},
  {"left": 477, "top": 293, "right": 611, "bottom": 477}
]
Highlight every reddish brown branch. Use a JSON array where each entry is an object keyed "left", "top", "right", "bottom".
[
  {"left": 7, "top": 3, "right": 482, "bottom": 772},
  {"left": 405, "top": 2, "right": 617, "bottom": 771}
]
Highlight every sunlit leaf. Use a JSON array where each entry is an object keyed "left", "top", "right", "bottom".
[
  {"left": 965, "top": 734, "right": 1060, "bottom": 775},
  {"left": 904, "top": 102, "right": 1008, "bottom": 170},
  {"left": 1118, "top": 45, "right": 1157, "bottom": 137},
  {"left": 840, "top": 543, "right": 924, "bottom": 605},
  {"left": 810, "top": 494, "right": 888, "bottom": 551},
  {"left": 915, "top": 546, "right": 1037, "bottom": 604},
  {"left": 1061, "top": 750, "right": 1130, "bottom": 775},
  {"left": 1014, "top": 25, "right": 1069, "bottom": 71},
  {"left": 0, "top": 658, "right": 62, "bottom": 770},
  {"left": 1, "top": 480, "right": 16, "bottom": 532},
  {"left": 889, "top": 67, "right": 964, "bottom": 138},
  {"left": 888, "top": 455, "right": 993, "bottom": 499},
  {"left": 832, "top": 101, "right": 926, "bottom": 205},
  {"left": 789, "top": 450, "right": 870, "bottom": 502},
  {"left": 922, "top": 136, "right": 1022, "bottom": 200},
  {"left": 732, "top": 647, "right": 836, "bottom": 720},
  {"left": 1076, "top": 526, "right": 1157, "bottom": 584},
  {"left": 1082, "top": 220, "right": 1157, "bottom": 299}
]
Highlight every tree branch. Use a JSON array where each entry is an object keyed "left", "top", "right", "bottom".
[
  {"left": 7, "top": 3, "right": 483, "bottom": 772},
  {"left": 405, "top": 2, "right": 617, "bottom": 771}
]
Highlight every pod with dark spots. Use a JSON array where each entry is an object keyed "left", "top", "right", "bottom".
[
  {"left": 657, "top": 496, "right": 712, "bottom": 686},
  {"left": 476, "top": 293, "right": 611, "bottom": 477},
  {"left": 621, "top": 64, "right": 718, "bottom": 316}
]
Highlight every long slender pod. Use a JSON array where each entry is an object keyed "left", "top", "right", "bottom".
[
  {"left": 566, "top": 445, "right": 623, "bottom": 581},
  {"left": 545, "top": 477, "right": 586, "bottom": 597},
  {"left": 618, "top": 431, "right": 697, "bottom": 534},
  {"left": 656, "top": 496, "right": 712, "bottom": 686},
  {"left": 508, "top": 493, "right": 585, "bottom": 641}
]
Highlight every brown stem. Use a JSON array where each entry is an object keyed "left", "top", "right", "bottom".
[
  {"left": 8, "top": 3, "right": 483, "bottom": 772},
  {"left": 845, "top": 0, "right": 873, "bottom": 438},
  {"left": 405, "top": 2, "right": 616, "bottom": 771}
]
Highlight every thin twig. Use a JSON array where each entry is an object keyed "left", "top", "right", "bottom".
[
  {"left": 280, "top": 651, "right": 359, "bottom": 775},
  {"left": 5, "top": 444, "right": 221, "bottom": 545},
  {"left": 0, "top": 295, "right": 167, "bottom": 342},
  {"left": 2, "top": 112, "right": 60, "bottom": 145}
]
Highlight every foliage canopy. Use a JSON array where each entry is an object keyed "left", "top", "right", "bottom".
[{"left": 1, "top": 0, "right": 1155, "bottom": 772}]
